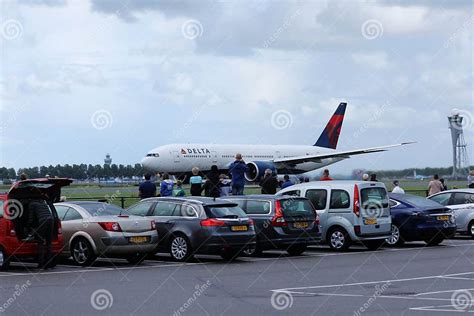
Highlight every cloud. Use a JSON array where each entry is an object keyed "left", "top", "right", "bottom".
[{"left": 352, "top": 52, "right": 389, "bottom": 70}]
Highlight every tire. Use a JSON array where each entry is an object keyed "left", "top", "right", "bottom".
[
  {"left": 126, "top": 253, "right": 147, "bottom": 265},
  {"left": 424, "top": 236, "right": 444, "bottom": 246},
  {"left": 385, "top": 224, "right": 405, "bottom": 247},
  {"left": 71, "top": 238, "right": 96, "bottom": 266},
  {"left": 327, "top": 227, "right": 351, "bottom": 251},
  {"left": 46, "top": 255, "right": 59, "bottom": 269},
  {"left": 169, "top": 235, "right": 193, "bottom": 262},
  {"left": 363, "top": 240, "right": 385, "bottom": 251},
  {"left": 0, "top": 248, "right": 10, "bottom": 271},
  {"left": 220, "top": 249, "right": 240, "bottom": 261},
  {"left": 468, "top": 221, "right": 474, "bottom": 239},
  {"left": 287, "top": 244, "right": 307, "bottom": 256}
]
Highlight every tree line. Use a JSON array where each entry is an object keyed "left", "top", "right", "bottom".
[{"left": 366, "top": 166, "right": 473, "bottom": 179}]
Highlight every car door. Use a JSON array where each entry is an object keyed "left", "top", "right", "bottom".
[
  {"left": 60, "top": 206, "right": 85, "bottom": 249},
  {"left": 150, "top": 201, "right": 180, "bottom": 245},
  {"left": 305, "top": 188, "right": 329, "bottom": 236},
  {"left": 449, "top": 193, "right": 474, "bottom": 231}
]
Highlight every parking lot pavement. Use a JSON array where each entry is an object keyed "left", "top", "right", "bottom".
[{"left": 0, "top": 238, "right": 473, "bottom": 315}]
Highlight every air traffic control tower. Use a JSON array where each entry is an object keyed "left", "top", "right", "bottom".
[{"left": 448, "top": 110, "right": 469, "bottom": 179}]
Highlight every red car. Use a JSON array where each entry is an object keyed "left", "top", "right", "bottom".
[{"left": 0, "top": 178, "right": 72, "bottom": 270}]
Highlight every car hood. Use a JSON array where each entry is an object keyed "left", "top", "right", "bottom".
[{"left": 8, "top": 178, "right": 73, "bottom": 197}]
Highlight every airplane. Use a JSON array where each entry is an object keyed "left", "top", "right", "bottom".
[{"left": 140, "top": 102, "right": 414, "bottom": 182}]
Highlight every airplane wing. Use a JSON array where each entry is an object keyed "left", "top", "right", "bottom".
[{"left": 273, "top": 142, "right": 415, "bottom": 165}]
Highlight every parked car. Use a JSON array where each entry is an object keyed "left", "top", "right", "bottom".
[
  {"left": 428, "top": 189, "right": 474, "bottom": 238},
  {"left": 224, "top": 195, "right": 321, "bottom": 256},
  {"left": 54, "top": 201, "right": 159, "bottom": 266},
  {"left": 277, "top": 181, "right": 392, "bottom": 251},
  {"left": 0, "top": 178, "right": 72, "bottom": 270},
  {"left": 126, "top": 197, "right": 256, "bottom": 261},
  {"left": 387, "top": 193, "right": 456, "bottom": 246}
]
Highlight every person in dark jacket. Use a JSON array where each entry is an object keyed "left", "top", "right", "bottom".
[
  {"left": 139, "top": 174, "right": 157, "bottom": 199},
  {"left": 27, "top": 198, "right": 54, "bottom": 269},
  {"left": 228, "top": 153, "right": 248, "bottom": 195},
  {"left": 259, "top": 169, "right": 279, "bottom": 194},
  {"left": 203, "top": 165, "right": 220, "bottom": 198}
]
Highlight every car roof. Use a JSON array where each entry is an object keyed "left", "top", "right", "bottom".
[
  {"left": 432, "top": 189, "right": 474, "bottom": 194},
  {"left": 140, "top": 196, "right": 238, "bottom": 206},
  {"left": 225, "top": 194, "right": 307, "bottom": 201},
  {"left": 279, "top": 180, "right": 383, "bottom": 190}
]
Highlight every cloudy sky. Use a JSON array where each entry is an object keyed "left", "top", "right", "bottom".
[{"left": 0, "top": 0, "right": 472, "bottom": 174}]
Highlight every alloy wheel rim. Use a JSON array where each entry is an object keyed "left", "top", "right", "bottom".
[
  {"left": 171, "top": 237, "right": 188, "bottom": 260},
  {"left": 73, "top": 241, "right": 88, "bottom": 264},
  {"left": 386, "top": 225, "right": 400, "bottom": 245},
  {"left": 331, "top": 231, "right": 345, "bottom": 249},
  {"left": 471, "top": 224, "right": 474, "bottom": 236}
]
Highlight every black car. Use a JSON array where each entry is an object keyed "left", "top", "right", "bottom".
[
  {"left": 224, "top": 195, "right": 321, "bottom": 256},
  {"left": 387, "top": 193, "right": 457, "bottom": 246},
  {"left": 126, "top": 197, "right": 256, "bottom": 261}
]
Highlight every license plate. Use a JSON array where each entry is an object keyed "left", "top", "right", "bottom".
[
  {"left": 294, "top": 222, "right": 309, "bottom": 229},
  {"left": 129, "top": 236, "right": 149, "bottom": 244},
  {"left": 364, "top": 218, "right": 377, "bottom": 225},
  {"left": 437, "top": 215, "right": 449, "bottom": 221},
  {"left": 231, "top": 225, "right": 248, "bottom": 232}
]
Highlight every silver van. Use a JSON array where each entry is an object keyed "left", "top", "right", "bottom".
[{"left": 277, "top": 181, "right": 392, "bottom": 251}]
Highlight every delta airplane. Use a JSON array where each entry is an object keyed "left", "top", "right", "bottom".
[{"left": 140, "top": 103, "right": 414, "bottom": 181}]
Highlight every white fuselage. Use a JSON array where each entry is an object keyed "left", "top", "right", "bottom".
[{"left": 140, "top": 143, "right": 344, "bottom": 178}]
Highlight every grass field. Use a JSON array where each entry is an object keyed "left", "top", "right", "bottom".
[{"left": 2, "top": 179, "right": 469, "bottom": 209}]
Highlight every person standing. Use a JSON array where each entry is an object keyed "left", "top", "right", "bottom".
[
  {"left": 219, "top": 174, "right": 232, "bottom": 197},
  {"left": 362, "top": 173, "right": 369, "bottom": 181},
  {"left": 228, "top": 153, "right": 248, "bottom": 195},
  {"left": 139, "top": 174, "right": 157, "bottom": 199},
  {"left": 203, "top": 165, "right": 220, "bottom": 198},
  {"left": 428, "top": 174, "right": 444, "bottom": 196},
  {"left": 160, "top": 173, "right": 174, "bottom": 197},
  {"left": 440, "top": 178, "right": 448, "bottom": 191},
  {"left": 28, "top": 199, "right": 54, "bottom": 269},
  {"left": 320, "top": 169, "right": 333, "bottom": 181},
  {"left": 173, "top": 180, "right": 185, "bottom": 197},
  {"left": 189, "top": 167, "right": 203, "bottom": 196},
  {"left": 468, "top": 170, "right": 474, "bottom": 189},
  {"left": 259, "top": 169, "right": 279, "bottom": 194},
  {"left": 392, "top": 180, "right": 405, "bottom": 194},
  {"left": 280, "top": 175, "right": 293, "bottom": 189},
  {"left": 370, "top": 174, "right": 378, "bottom": 182}
]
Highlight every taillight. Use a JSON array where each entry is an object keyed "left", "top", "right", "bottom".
[
  {"left": 353, "top": 184, "right": 360, "bottom": 217},
  {"left": 314, "top": 213, "right": 320, "bottom": 225},
  {"left": 151, "top": 221, "right": 156, "bottom": 230},
  {"left": 247, "top": 218, "right": 254, "bottom": 228},
  {"left": 271, "top": 200, "right": 287, "bottom": 227},
  {"left": 98, "top": 222, "right": 122, "bottom": 232},
  {"left": 200, "top": 218, "right": 226, "bottom": 227},
  {"left": 57, "top": 219, "right": 62, "bottom": 234}
]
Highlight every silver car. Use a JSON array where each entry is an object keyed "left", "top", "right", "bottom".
[
  {"left": 428, "top": 189, "right": 474, "bottom": 238},
  {"left": 55, "top": 201, "right": 159, "bottom": 266}
]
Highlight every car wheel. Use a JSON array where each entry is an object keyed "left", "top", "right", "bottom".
[
  {"left": 287, "top": 244, "right": 307, "bottom": 256},
  {"left": 71, "top": 238, "right": 96, "bottom": 266},
  {"left": 327, "top": 227, "right": 351, "bottom": 251},
  {"left": 126, "top": 253, "right": 147, "bottom": 265},
  {"left": 169, "top": 235, "right": 192, "bottom": 262},
  {"left": 385, "top": 224, "right": 404, "bottom": 247},
  {"left": 424, "top": 236, "right": 444, "bottom": 246},
  {"left": 0, "top": 248, "right": 10, "bottom": 271},
  {"left": 220, "top": 249, "right": 240, "bottom": 261},
  {"left": 468, "top": 221, "right": 474, "bottom": 239},
  {"left": 363, "top": 240, "right": 385, "bottom": 251}
]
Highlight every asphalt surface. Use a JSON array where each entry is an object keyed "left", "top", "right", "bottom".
[{"left": 1, "top": 238, "right": 473, "bottom": 315}]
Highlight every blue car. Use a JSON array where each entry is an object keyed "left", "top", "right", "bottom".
[{"left": 386, "top": 193, "right": 457, "bottom": 246}]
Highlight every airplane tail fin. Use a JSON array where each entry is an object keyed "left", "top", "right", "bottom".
[{"left": 314, "top": 102, "right": 347, "bottom": 149}]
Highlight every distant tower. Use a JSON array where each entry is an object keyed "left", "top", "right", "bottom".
[
  {"left": 448, "top": 110, "right": 469, "bottom": 179},
  {"left": 104, "top": 153, "right": 112, "bottom": 166}
]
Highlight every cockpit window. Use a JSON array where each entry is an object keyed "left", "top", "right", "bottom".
[{"left": 146, "top": 153, "right": 159, "bottom": 157}]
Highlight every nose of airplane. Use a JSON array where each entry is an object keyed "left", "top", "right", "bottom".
[{"left": 140, "top": 157, "right": 154, "bottom": 171}]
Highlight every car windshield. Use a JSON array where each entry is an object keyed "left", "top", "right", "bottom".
[
  {"left": 399, "top": 194, "right": 446, "bottom": 208},
  {"left": 207, "top": 205, "right": 247, "bottom": 218},
  {"left": 78, "top": 203, "right": 125, "bottom": 216},
  {"left": 361, "top": 188, "right": 389, "bottom": 208},
  {"left": 280, "top": 199, "right": 315, "bottom": 217}
]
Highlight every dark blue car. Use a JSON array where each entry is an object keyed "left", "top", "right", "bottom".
[{"left": 387, "top": 193, "right": 457, "bottom": 246}]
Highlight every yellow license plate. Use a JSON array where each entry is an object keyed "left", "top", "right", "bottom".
[
  {"left": 364, "top": 218, "right": 377, "bottom": 225},
  {"left": 437, "top": 215, "right": 449, "bottom": 221},
  {"left": 294, "top": 222, "right": 309, "bottom": 229},
  {"left": 129, "top": 236, "right": 149, "bottom": 244},
  {"left": 231, "top": 225, "right": 248, "bottom": 232}
]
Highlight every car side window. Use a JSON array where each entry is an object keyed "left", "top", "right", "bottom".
[
  {"left": 452, "top": 193, "right": 474, "bottom": 205},
  {"left": 55, "top": 205, "right": 70, "bottom": 220},
  {"left": 430, "top": 193, "right": 451, "bottom": 206},
  {"left": 173, "top": 204, "right": 198, "bottom": 217},
  {"left": 246, "top": 200, "right": 271, "bottom": 215},
  {"left": 128, "top": 201, "right": 154, "bottom": 217},
  {"left": 282, "top": 190, "right": 301, "bottom": 197},
  {"left": 330, "top": 190, "right": 350, "bottom": 209},
  {"left": 231, "top": 200, "right": 246, "bottom": 210},
  {"left": 389, "top": 200, "right": 399, "bottom": 208},
  {"left": 63, "top": 208, "right": 83, "bottom": 221},
  {"left": 305, "top": 189, "right": 328, "bottom": 210},
  {"left": 153, "top": 202, "right": 177, "bottom": 216}
]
